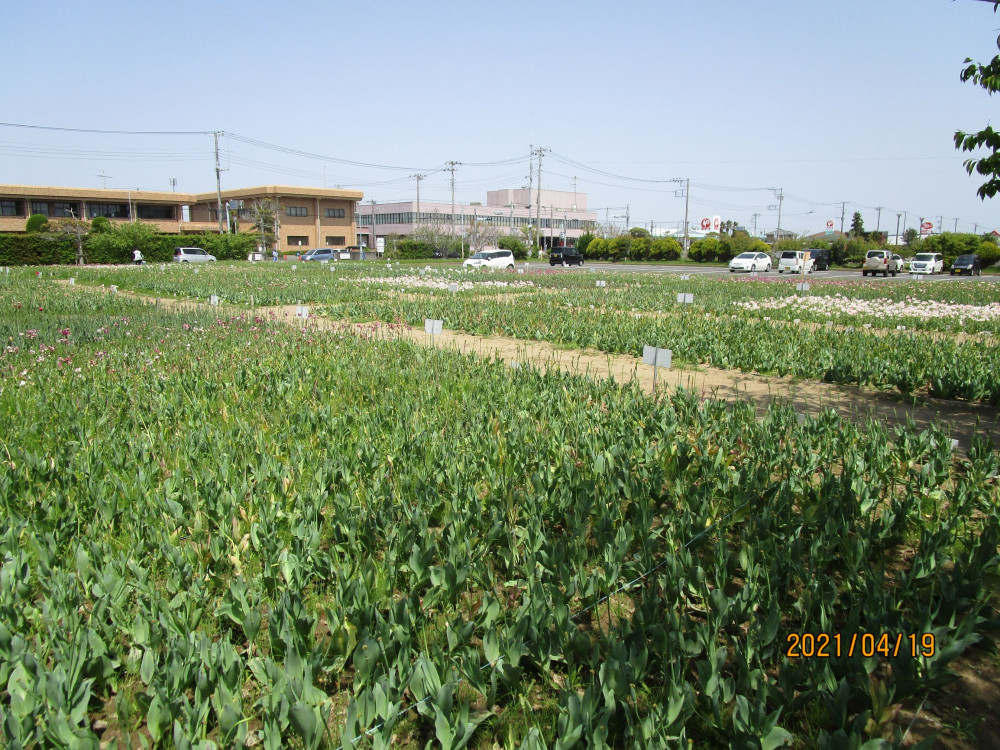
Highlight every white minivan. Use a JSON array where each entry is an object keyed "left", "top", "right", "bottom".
[
  {"left": 909, "top": 253, "right": 944, "bottom": 274},
  {"left": 777, "top": 250, "right": 814, "bottom": 274}
]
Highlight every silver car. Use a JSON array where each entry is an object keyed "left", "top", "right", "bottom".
[
  {"left": 173, "top": 246, "right": 216, "bottom": 263},
  {"left": 463, "top": 249, "right": 515, "bottom": 270}
]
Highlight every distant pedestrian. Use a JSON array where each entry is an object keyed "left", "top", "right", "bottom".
[
  {"left": 132, "top": 248, "right": 144, "bottom": 265},
  {"left": 272, "top": 248, "right": 278, "bottom": 262}
]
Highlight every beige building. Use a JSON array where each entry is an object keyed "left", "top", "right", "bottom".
[{"left": 0, "top": 184, "right": 364, "bottom": 250}]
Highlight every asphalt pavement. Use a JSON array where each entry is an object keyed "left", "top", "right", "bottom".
[{"left": 531, "top": 263, "right": 993, "bottom": 282}]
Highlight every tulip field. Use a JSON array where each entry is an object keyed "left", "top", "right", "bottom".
[{"left": 2, "top": 265, "right": 999, "bottom": 748}]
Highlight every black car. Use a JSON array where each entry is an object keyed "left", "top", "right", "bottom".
[
  {"left": 549, "top": 247, "right": 584, "bottom": 266},
  {"left": 951, "top": 254, "right": 982, "bottom": 276},
  {"left": 810, "top": 248, "right": 831, "bottom": 271}
]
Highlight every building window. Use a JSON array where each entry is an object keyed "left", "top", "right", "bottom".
[
  {"left": 326, "top": 235, "right": 346, "bottom": 246},
  {"left": 86, "top": 203, "right": 128, "bottom": 219},
  {"left": 136, "top": 205, "right": 175, "bottom": 220},
  {"left": 287, "top": 235, "right": 309, "bottom": 246},
  {"left": 30, "top": 201, "right": 49, "bottom": 216},
  {"left": 325, "top": 208, "right": 345, "bottom": 218},
  {"left": 52, "top": 202, "right": 78, "bottom": 218},
  {"left": 286, "top": 206, "right": 308, "bottom": 217},
  {"left": 1, "top": 200, "right": 24, "bottom": 217}
]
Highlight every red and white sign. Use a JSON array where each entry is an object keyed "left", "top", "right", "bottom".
[
  {"left": 712, "top": 216, "right": 721, "bottom": 232},
  {"left": 920, "top": 220, "right": 934, "bottom": 235},
  {"left": 826, "top": 220, "right": 835, "bottom": 229},
  {"left": 700, "top": 217, "right": 711, "bottom": 230}
]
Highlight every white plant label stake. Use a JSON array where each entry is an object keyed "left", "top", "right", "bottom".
[
  {"left": 643, "top": 345, "right": 672, "bottom": 391},
  {"left": 424, "top": 318, "right": 443, "bottom": 344}
]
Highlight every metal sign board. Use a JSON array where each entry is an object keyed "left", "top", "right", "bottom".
[
  {"left": 210, "top": 295, "right": 219, "bottom": 306},
  {"left": 677, "top": 293, "right": 694, "bottom": 304},
  {"left": 642, "top": 346, "right": 672, "bottom": 368},
  {"left": 296, "top": 305, "right": 309, "bottom": 318},
  {"left": 448, "top": 283, "right": 458, "bottom": 293},
  {"left": 796, "top": 282, "right": 810, "bottom": 292},
  {"left": 69, "top": 278, "right": 74, "bottom": 286},
  {"left": 424, "top": 318, "right": 443, "bottom": 335},
  {"left": 596, "top": 280, "right": 607, "bottom": 288},
  {"left": 680, "top": 274, "right": 690, "bottom": 281}
]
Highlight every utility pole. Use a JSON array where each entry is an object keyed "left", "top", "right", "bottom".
[
  {"left": 679, "top": 178, "right": 691, "bottom": 259},
  {"left": 535, "top": 147, "right": 548, "bottom": 252},
  {"left": 752, "top": 212, "right": 761, "bottom": 237},
  {"left": 895, "top": 213, "right": 902, "bottom": 246},
  {"left": 370, "top": 198, "right": 376, "bottom": 255},
  {"left": 775, "top": 190, "right": 785, "bottom": 247},
  {"left": 214, "top": 132, "right": 225, "bottom": 234},
  {"left": 954, "top": 218, "right": 959, "bottom": 233},
  {"left": 411, "top": 173, "right": 424, "bottom": 226},
  {"left": 839, "top": 201, "right": 847, "bottom": 236},
  {"left": 446, "top": 161, "right": 459, "bottom": 255},
  {"left": 875, "top": 206, "right": 884, "bottom": 234},
  {"left": 626, "top": 204, "right": 631, "bottom": 260},
  {"left": 169, "top": 178, "right": 177, "bottom": 192},
  {"left": 938, "top": 216, "right": 943, "bottom": 235}
]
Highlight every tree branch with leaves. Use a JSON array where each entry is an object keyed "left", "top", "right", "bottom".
[{"left": 955, "top": 5, "right": 1000, "bottom": 199}]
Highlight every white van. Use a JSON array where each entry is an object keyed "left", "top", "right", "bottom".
[{"left": 777, "top": 250, "right": 814, "bottom": 274}]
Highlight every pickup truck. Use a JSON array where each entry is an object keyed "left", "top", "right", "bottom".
[{"left": 862, "top": 250, "right": 903, "bottom": 277}]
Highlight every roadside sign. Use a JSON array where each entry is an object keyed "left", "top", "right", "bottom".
[
  {"left": 424, "top": 318, "right": 443, "bottom": 335},
  {"left": 677, "top": 293, "right": 694, "bottom": 304}
]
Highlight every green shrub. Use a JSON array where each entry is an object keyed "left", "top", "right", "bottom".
[
  {"left": 90, "top": 216, "right": 112, "bottom": 234},
  {"left": 498, "top": 235, "right": 528, "bottom": 260},
  {"left": 395, "top": 239, "right": 436, "bottom": 259},
  {"left": 650, "top": 237, "right": 681, "bottom": 261},
  {"left": 25, "top": 214, "right": 49, "bottom": 233}
]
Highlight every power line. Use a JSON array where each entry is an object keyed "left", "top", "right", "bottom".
[{"left": 0, "top": 121, "right": 214, "bottom": 136}]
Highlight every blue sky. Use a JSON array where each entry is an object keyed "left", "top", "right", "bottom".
[{"left": 2, "top": 0, "right": 998, "bottom": 236}]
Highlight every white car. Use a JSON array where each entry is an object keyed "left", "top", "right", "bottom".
[
  {"left": 909, "top": 252, "right": 944, "bottom": 274},
  {"left": 173, "top": 246, "right": 216, "bottom": 263},
  {"left": 777, "top": 250, "right": 814, "bottom": 274},
  {"left": 729, "top": 251, "right": 771, "bottom": 273},
  {"left": 463, "top": 249, "right": 515, "bottom": 270}
]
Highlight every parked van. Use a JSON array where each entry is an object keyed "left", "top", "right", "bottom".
[
  {"left": 810, "top": 248, "right": 831, "bottom": 271},
  {"left": 777, "top": 250, "right": 815, "bottom": 274}
]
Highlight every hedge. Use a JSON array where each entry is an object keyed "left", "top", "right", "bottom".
[{"left": 0, "top": 232, "right": 256, "bottom": 266}]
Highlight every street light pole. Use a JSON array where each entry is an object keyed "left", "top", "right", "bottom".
[{"left": 895, "top": 213, "right": 902, "bottom": 246}]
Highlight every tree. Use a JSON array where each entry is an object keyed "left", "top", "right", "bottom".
[
  {"left": 25, "top": 214, "right": 49, "bottom": 233},
  {"left": 244, "top": 199, "right": 278, "bottom": 251},
  {"left": 466, "top": 218, "right": 501, "bottom": 255},
  {"left": 850, "top": 211, "right": 865, "bottom": 237},
  {"left": 49, "top": 217, "right": 90, "bottom": 265},
  {"left": 576, "top": 232, "right": 595, "bottom": 256},
  {"left": 955, "top": 11, "right": 1000, "bottom": 199},
  {"left": 903, "top": 228, "right": 920, "bottom": 247}
]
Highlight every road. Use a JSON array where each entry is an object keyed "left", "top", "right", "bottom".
[{"left": 529, "top": 263, "right": 994, "bottom": 282}]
